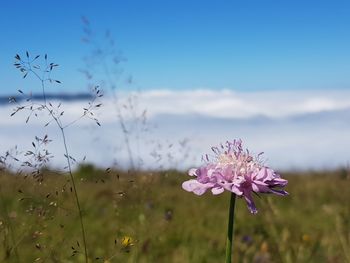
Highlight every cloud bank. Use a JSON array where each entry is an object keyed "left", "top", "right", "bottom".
[{"left": 1, "top": 89, "right": 349, "bottom": 171}]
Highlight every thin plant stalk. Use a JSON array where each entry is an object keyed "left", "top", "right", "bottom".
[
  {"left": 39, "top": 67, "right": 89, "bottom": 263},
  {"left": 42, "top": 89, "right": 89, "bottom": 263},
  {"left": 102, "top": 59, "right": 136, "bottom": 170},
  {"left": 15, "top": 56, "right": 89, "bottom": 263},
  {"left": 81, "top": 23, "right": 139, "bottom": 170},
  {"left": 40, "top": 88, "right": 89, "bottom": 263},
  {"left": 60, "top": 128, "right": 88, "bottom": 262},
  {"left": 225, "top": 193, "right": 236, "bottom": 263}
]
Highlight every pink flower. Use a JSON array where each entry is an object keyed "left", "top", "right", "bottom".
[{"left": 182, "top": 139, "right": 288, "bottom": 214}]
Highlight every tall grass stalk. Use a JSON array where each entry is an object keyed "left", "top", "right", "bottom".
[
  {"left": 60, "top": 127, "right": 88, "bottom": 262},
  {"left": 12, "top": 53, "right": 100, "bottom": 263},
  {"left": 36, "top": 75, "right": 88, "bottom": 263}
]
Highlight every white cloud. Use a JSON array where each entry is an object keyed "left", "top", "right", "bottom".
[
  {"left": 1, "top": 89, "right": 350, "bottom": 170},
  {"left": 113, "top": 88, "right": 350, "bottom": 119}
]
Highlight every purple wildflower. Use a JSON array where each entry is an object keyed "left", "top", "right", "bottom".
[{"left": 182, "top": 139, "right": 288, "bottom": 214}]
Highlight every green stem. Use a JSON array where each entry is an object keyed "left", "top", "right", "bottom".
[
  {"left": 225, "top": 193, "right": 236, "bottom": 263},
  {"left": 60, "top": 128, "right": 88, "bottom": 263}
]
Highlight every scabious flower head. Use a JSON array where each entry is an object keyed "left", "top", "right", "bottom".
[{"left": 182, "top": 139, "right": 288, "bottom": 214}]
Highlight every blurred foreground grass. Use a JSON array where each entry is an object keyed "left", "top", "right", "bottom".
[{"left": 0, "top": 166, "right": 349, "bottom": 263}]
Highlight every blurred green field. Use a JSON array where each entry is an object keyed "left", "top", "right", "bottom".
[{"left": 0, "top": 166, "right": 349, "bottom": 263}]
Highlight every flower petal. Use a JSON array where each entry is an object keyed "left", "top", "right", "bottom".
[
  {"left": 188, "top": 168, "right": 197, "bottom": 176},
  {"left": 252, "top": 181, "right": 270, "bottom": 193},
  {"left": 211, "top": 186, "right": 225, "bottom": 195},
  {"left": 243, "top": 191, "right": 258, "bottom": 214},
  {"left": 182, "top": 179, "right": 211, "bottom": 195},
  {"left": 269, "top": 189, "right": 289, "bottom": 196}
]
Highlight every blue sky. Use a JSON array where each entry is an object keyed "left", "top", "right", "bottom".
[{"left": 1, "top": 0, "right": 350, "bottom": 95}]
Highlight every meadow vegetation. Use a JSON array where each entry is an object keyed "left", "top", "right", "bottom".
[
  {"left": 0, "top": 167, "right": 349, "bottom": 262},
  {"left": 3, "top": 32, "right": 350, "bottom": 263}
]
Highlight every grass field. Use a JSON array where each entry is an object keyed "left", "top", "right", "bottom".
[{"left": 0, "top": 166, "right": 349, "bottom": 262}]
